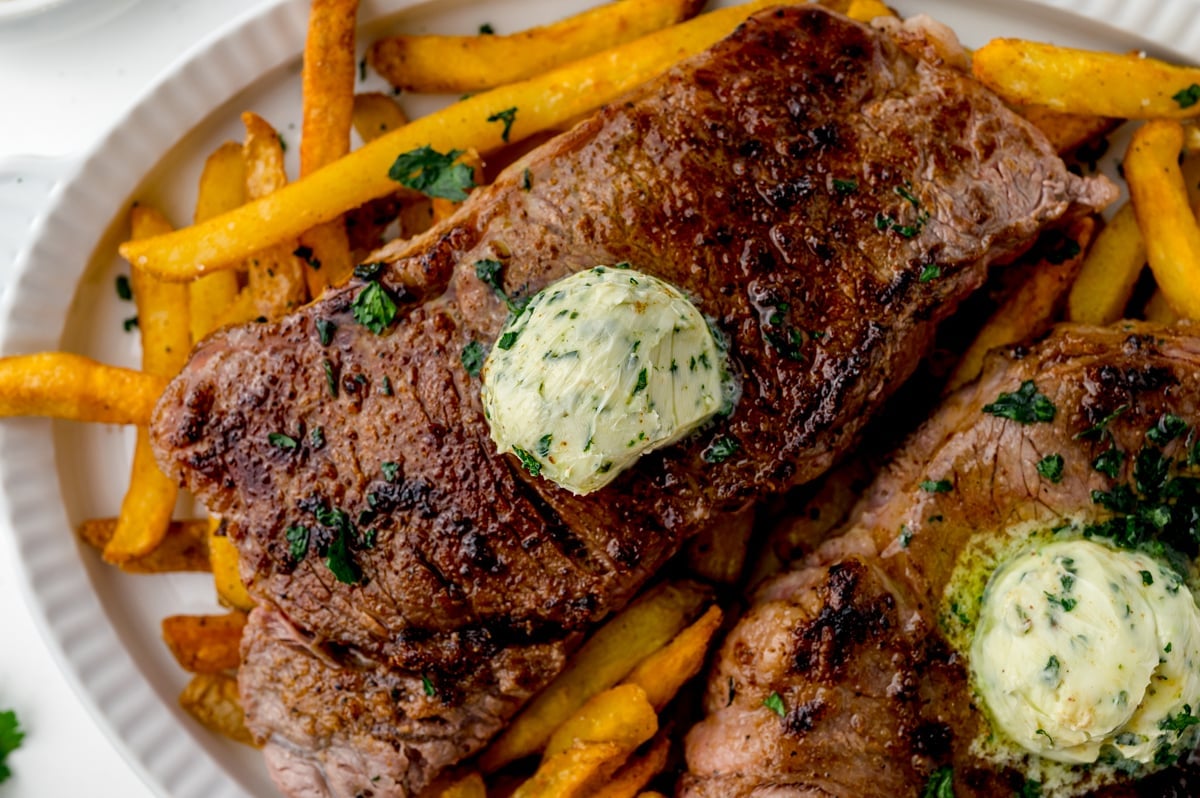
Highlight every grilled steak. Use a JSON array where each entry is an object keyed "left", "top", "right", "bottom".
[
  {"left": 682, "top": 323, "right": 1200, "bottom": 797},
  {"left": 151, "top": 7, "right": 1113, "bottom": 796}
]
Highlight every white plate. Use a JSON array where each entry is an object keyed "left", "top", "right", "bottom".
[{"left": 2, "top": 1, "right": 1199, "bottom": 796}]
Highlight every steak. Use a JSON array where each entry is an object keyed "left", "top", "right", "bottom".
[
  {"left": 151, "top": 7, "right": 1114, "bottom": 796},
  {"left": 682, "top": 323, "right": 1200, "bottom": 797}
]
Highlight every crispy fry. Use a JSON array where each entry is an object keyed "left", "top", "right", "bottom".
[
  {"left": 190, "top": 142, "right": 245, "bottom": 343},
  {"left": 622, "top": 605, "right": 723, "bottom": 711},
  {"left": 1144, "top": 289, "right": 1180, "bottom": 325},
  {"left": 842, "top": 0, "right": 895, "bottom": 21},
  {"left": 431, "top": 149, "right": 484, "bottom": 223},
  {"left": 946, "top": 218, "right": 1095, "bottom": 392},
  {"left": 973, "top": 39, "right": 1200, "bottom": 119},
  {"left": 511, "top": 741, "right": 626, "bottom": 798},
  {"left": 242, "top": 112, "right": 309, "bottom": 318},
  {"left": 106, "top": 206, "right": 191, "bottom": 564},
  {"left": 162, "top": 611, "right": 247, "bottom": 673},
  {"left": 592, "top": 732, "right": 671, "bottom": 798},
  {"left": 543, "top": 684, "right": 658, "bottom": 760},
  {"left": 120, "top": 0, "right": 806, "bottom": 281},
  {"left": 1125, "top": 119, "right": 1200, "bottom": 320},
  {"left": 299, "top": 0, "right": 359, "bottom": 295},
  {"left": 480, "top": 580, "right": 710, "bottom": 772},
  {"left": 213, "top": 288, "right": 259, "bottom": 329},
  {"left": 439, "top": 772, "right": 487, "bottom": 798},
  {"left": 0, "top": 353, "right": 166, "bottom": 424},
  {"left": 1019, "top": 106, "right": 1120, "bottom": 156},
  {"left": 210, "top": 518, "right": 255, "bottom": 612},
  {"left": 77, "top": 517, "right": 210, "bottom": 573},
  {"left": 1066, "top": 202, "right": 1144, "bottom": 325},
  {"left": 368, "top": 0, "right": 705, "bottom": 94},
  {"left": 178, "top": 672, "right": 257, "bottom": 747},
  {"left": 352, "top": 92, "right": 409, "bottom": 142}
]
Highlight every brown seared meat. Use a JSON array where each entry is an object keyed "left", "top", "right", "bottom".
[
  {"left": 151, "top": 7, "right": 1112, "bottom": 796},
  {"left": 683, "top": 323, "right": 1200, "bottom": 797}
]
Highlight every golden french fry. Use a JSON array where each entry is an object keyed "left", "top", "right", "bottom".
[
  {"left": 178, "top": 672, "right": 257, "bottom": 747},
  {"left": 480, "top": 580, "right": 710, "bottom": 772},
  {"left": 592, "top": 732, "right": 671, "bottom": 798},
  {"left": 431, "top": 149, "right": 484, "bottom": 224},
  {"left": 1144, "top": 289, "right": 1180, "bottom": 325},
  {"left": 162, "top": 611, "right": 247, "bottom": 673},
  {"left": 397, "top": 198, "right": 434, "bottom": 239},
  {"left": 1125, "top": 119, "right": 1200, "bottom": 320},
  {"left": 213, "top": 288, "right": 259, "bottom": 329},
  {"left": 622, "top": 605, "right": 723, "bottom": 711},
  {"left": 1018, "top": 106, "right": 1120, "bottom": 155},
  {"left": 637, "top": 794, "right": 669, "bottom": 798},
  {"left": 352, "top": 92, "right": 410, "bottom": 143},
  {"left": 106, "top": 206, "right": 191, "bottom": 564},
  {"left": 368, "top": 0, "right": 705, "bottom": 94},
  {"left": 511, "top": 741, "right": 627, "bottom": 798},
  {"left": 210, "top": 518, "right": 255, "bottom": 612},
  {"left": 543, "top": 684, "right": 658, "bottom": 760},
  {"left": 946, "top": 218, "right": 1095, "bottom": 392},
  {"left": 242, "top": 112, "right": 310, "bottom": 319},
  {"left": 0, "top": 353, "right": 166, "bottom": 425},
  {"left": 842, "top": 0, "right": 895, "bottom": 21},
  {"left": 77, "top": 517, "right": 210, "bottom": 573},
  {"left": 120, "top": 1, "right": 806, "bottom": 281},
  {"left": 973, "top": 39, "right": 1200, "bottom": 119},
  {"left": 190, "top": 141, "right": 245, "bottom": 343},
  {"left": 1066, "top": 202, "right": 1144, "bottom": 325},
  {"left": 439, "top": 772, "right": 486, "bottom": 798}
]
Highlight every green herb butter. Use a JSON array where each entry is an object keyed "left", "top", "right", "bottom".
[{"left": 481, "top": 266, "right": 726, "bottom": 494}]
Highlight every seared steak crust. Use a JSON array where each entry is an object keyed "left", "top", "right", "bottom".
[
  {"left": 684, "top": 323, "right": 1200, "bottom": 797},
  {"left": 151, "top": 7, "right": 1112, "bottom": 796}
]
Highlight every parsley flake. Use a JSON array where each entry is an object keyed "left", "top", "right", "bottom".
[
  {"left": 461, "top": 340, "right": 486, "bottom": 377},
  {"left": 294, "top": 244, "right": 321, "bottom": 271},
  {"left": 388, "top": 145, "right": 476, "bottom": 201},
  {"left": 315, "top": 318, "right": 336, "bottom": 346},
  {"left": 422, "top": 675, "right": 437, "bottom": 697},
  {"left": 269, "top": 432, "right": 299, "bottom": 450},
  {"left": 512, "top": 445, "right": 542, "bottom": 477},
  {"left": 352, "top": 282, "right": 398, "bottom": 334},
  {"left": 324, "top": 527, "right": 361, "bottom": 585},
  {"left": 1160, "top": 704, "right": 1200, "bottom": 736},
  {"left": 762, "top": 691, "right": 786, "bottom": 717},
  {"left": 921, "top": 765, "right": 954, "bottom": 798},
  {"left": 1037, "top": 454, "right": 1065, "bottom": 483},
  {"left": 982, "top": 381, "right": 1056, "bottom": 424},
  {"left": 381, "top": 461, "right": 400, "bottom": 482},
  {"left": 286, "top": 525, "right": 310, "bottom": 561},
  {"left": 115, "top": 274, "right": 133, "bottom": 301},
  {"left": 0, "top": 709, "right": 24, "bottom": 785},
  {"left": 487, "top": 106, "right": 518, "bottom": 143},
  {"left": 1173, "top": 84, "right": 1200, "bottom": 109},
  {"left": 920, "top": 479, "right": 952, "bottom": 493},
  {"left": 703, "top": 436, "right": 739, "bottom": 464}
]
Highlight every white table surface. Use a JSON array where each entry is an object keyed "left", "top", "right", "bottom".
[{"left": 0, "top": 3, "right": 277, "bottom": 796}]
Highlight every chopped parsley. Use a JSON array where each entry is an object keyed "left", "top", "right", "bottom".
[
  {"left": 520, "top": 168, "right": 533, "bottom": 190},
  {"left": 762, "top": 691, "right": 786, "bottom": 717},
  {"left": 286, "top": 525, "right": 310, "bottom": 561},
  {"left": 422, "top": 675, "right": 437, "bottom": 697},
  {"left": 315, "top": 318, "right": 336, "bottom": 346},
  {"left": 536, "top": 433, "right": 553, "bottom": 457},
  {"left": 115, "top": 274, "right": 133, "bottom": 301},
  {"left": 1141, "top": 570, "right": 1154, "bottom": 586},
  {"left": 294, "top": 244, "right": 320, "bottom": 271},
  {"left": 632, "top": 367, "right": 648, "bottom": 396},
  {"left": 123, "top": 315, "right": 139, "bottom": 332},
  {"left": 1160, "top": 704, "right": 1200, "bottom": 736},
  {"left": 1173, "top": 84, "right": 1200, "bottom": 109},
  {"left": 1092, "top": 446, "right": 1125, "bottom": 478},
  {"left": 920, "top": 479, "right": 952, "bottom": 493},
  {"left": 478, "top": 22, "right": 495, "bottom": 34},
  {"left": 899, "top": 526, "right": 913, "bottom": 548},
  {"left": 512, "top": 445, "right": 542, "bottom": 477},
  {"left": 1037, "top": 453, "right": 1065, "bottom": 483},
  {"left": 920, "top": 765, "right": 954, "bottom": 798},
  {"left": 918, "top": 263, "right": 941, "bottom": 283},
  {"left": 1148, "top": 413, "right": 1189, "bottom": 445},
  {"left": 487, "top": 106, "right": 518, "bottom": 143},
  {"left": 497, "top": 330, "right": 519, "bottom": 350},
  {"left": 353, "top": 261, "right": 386, "bottom": 281},
  {"left": 388, "top": 145, "right": 477, "bottom": 201},
  {"left": 0, "top": 708, "right": 23, "bottom": 785},
  {"left": 473, "top": 258, "right": 526, "bottom": 314},
  {"left": 268, "top": 432, "right": 299, "bottom": 450},
  {"left": 381, "top": 461, "right": 400, "bottom": 482},
  {"left": 703, "top": 436, "right": 739, "bottom": 464},
  {"left": 1046, "top": 591, "right": 1077, "bottom": 613},
  {"left": 352, "top": 282, "right": 398, "bottom": 334},
  {"left": 323, "top": 358, "right": 338, "bottom": 398},
  {"left": 982, "top": 381, "right": 1056, "bottom": 424},
  {"left": 311, "top": 427, "right": 325, "bottom": 449},
  {"left": 1042, "top": 654, "right": 1061, "bottom": 685},
  {"left": 461, "top": 340, "right": 486, "bottom": 377},
  {"left": 832, "top": 178, "right": 858, "bottom": 195},
  {"left": 324, "top": 527, "right": 360, "bottom": 584}
]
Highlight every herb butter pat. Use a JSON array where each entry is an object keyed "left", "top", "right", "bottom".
[
  {"left": 481, "top": 266, "right": 726, "bottom": 494},
  {"left": 971, "top": 539, "right": 1200, "bottom": 765}
]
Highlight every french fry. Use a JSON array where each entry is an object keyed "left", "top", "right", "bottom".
[
  {"left": 209, "top": 518, "right": 255, "bottom": 612},
  {"left": 106, "top": 205, "right": 191, "bottom": 564},
  {"left": 480, "top": 580, "right": 710, "bottom": 772},
  {"left": 161, "top": 611, "right": 247, "bottom": 674},
  {"left": 0, "top": 353, "right": 166, "bottom": 425},
  {"left": 77, "top": 517, "right": 210, "bottom": 573},
  {"left": 298, "top": 0, "right": 359, "bottom": 296},
  {"left": 1125, "top": 119, "right": 1200, "bottom": 320},
  {"left": 622, "top": 605, "right": 723, "bottom": 711},
  {"left": 842, "top": 0, "right": 895, "bottom": 21},
  {"left": 213, "top": 288, "right": 260, "bottom": 329},
  {"left": 352, "top": 92, "right": 409, "bottom": 143},
  {"left": 973, "top": 39, "right": 1200, "bottom": 119},
  {"left": 1019, "top": 106, "right": 1120, "bottom": 156},
  {"left": 510, "top": 740, "right": 626, "bottom": 798},
  {"left": 543, "top": 684, "right": 658, "bottom": 760},
  {"left": 190, "top": 142, "right": 245, "bottom": 343},
  {"left": 439, "top": 772, "right": 487, "bottom": 798},
  {"left": 242, "top": 112, "right": 310, "bottom": 319},
  {"left": 178, "top": 672, "right": 257, "bottom": 747},
  {"left": 120, "top": 0, "right": 807, "bottom": 281},
  {"left": 1066, "top": 202, "right": 1144, "bottom": 325},
  {"left": 368, "top": 0, "right": 706, "bottom": 94},
  {"left": 431, "top": 149, "right": 484, "bottom": 223},
  {"left": 946, "top": 218, "right": 1095, "bottom": 392},
  {"left": 592, "top": 732, "right": 671, "bottom": 798},
  {"left": 637, "top": 793, "right": 669, "bottom": 798},
  {"left": 1144, "top": 289, "right": 1180, "bottom": 325}
]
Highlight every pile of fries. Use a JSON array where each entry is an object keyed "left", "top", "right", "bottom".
[{"left": 5, "top": 0, "right": 1200, "bottom": 795}]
